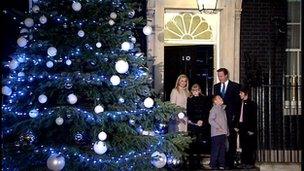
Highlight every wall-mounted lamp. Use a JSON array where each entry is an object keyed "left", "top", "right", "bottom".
[{"left": 197, "top": 0, "right": 221, "bottom": 14}]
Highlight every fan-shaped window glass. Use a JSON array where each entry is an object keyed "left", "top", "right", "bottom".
[{"left": 165, "top": 13, "right": 213, "bottom": 41}]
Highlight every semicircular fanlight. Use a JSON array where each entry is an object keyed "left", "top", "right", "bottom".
[{"left": 165, "top": 13, "right": 213, "bottom": 41}]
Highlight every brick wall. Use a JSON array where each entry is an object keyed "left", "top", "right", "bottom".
[
  {"left": 240, "top": 0, "right": 287, "bottom": 86},
  {"left": 240, "top": 1, "right": 302, "bottom": 162}
]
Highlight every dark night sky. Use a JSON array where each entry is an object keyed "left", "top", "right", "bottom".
[{"left": 0, "top": 0, "right": 28, "bottom": 61}]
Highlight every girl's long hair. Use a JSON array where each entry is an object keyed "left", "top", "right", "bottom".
[
  {"left": 189, "top": 83, "right": 203, "bottom": 98},
  {"left": 174, "top": 74, "right": 190, "bottom": 94}
]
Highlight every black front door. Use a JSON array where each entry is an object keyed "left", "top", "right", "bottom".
[{"left": 164, "top": 45, "right": 214, "bottom": 101}]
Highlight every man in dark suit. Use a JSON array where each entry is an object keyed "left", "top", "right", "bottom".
[{"left": 213, "top": 68, "right": 241, "bottom": 169}]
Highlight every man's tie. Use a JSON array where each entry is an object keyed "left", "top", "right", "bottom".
[
  {"left": 239, "top": 101, "right": 244, "bottom": 122},
  {"left": 221, "top": 83, "right": 226, "bottom": 97}
]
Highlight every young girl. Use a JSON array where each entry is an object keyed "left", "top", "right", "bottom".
[
  {"left": 187, "top": 84, "right": 212, "bottom": 168},
  {"left": 170, "top": 74, "right": 190, "bottom": 132}
]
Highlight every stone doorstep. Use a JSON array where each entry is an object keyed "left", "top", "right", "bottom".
[{"left": 256, "top": 162, "right": 301, "bottom": 171}]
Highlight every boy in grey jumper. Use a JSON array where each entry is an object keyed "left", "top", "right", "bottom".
[{"left": 209, "top": 95, "right": 229, "bottom": 169}]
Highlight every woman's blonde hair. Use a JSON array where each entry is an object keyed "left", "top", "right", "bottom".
[
  {"left": 175, "top": 74, "right": 190, "bottom": 94},
  {"left": 190, "top": 83, "right": 203, "bottom": 97}
]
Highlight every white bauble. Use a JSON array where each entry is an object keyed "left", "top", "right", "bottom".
[
  {"left": 142, "top": 130, "right": 149, "bottom": 135},
  {"left": 46, "top": 61, "right": 54, "bottom": 68},
  {"left": 2, "top": 86, "right": 12, "bottom": 96},
  {"left": 130, "top": 36, "right": 136, "bottom": 43},
  {"left": 110, "top": 12, "right": 117, "bottom": 19},
  {"left": 29, "top": 109, "right": 39, "bottom": 118},
  {"left": 143, "top": 25, "right": 152, "bottom": 35},
  {"left": 55, "top": 117, "right": 64, "bottom": 125},
  {"left": 32, "top": 5, "right": 40, "bottom": 13},
  {"left": 151, "top": 151, "right": 167, "bottom": 168},
  {"left": 144, "top": 97, "right": 154, "bottom": 108},
  {"left": 121, "top": 42, "right": 131, "bottom": 51},
  {"left": 39, "top": 15, "right": 47, "bottom": 24},
  {"left": 96, "top": 42, "right": 102, "bottom": 48},
  {"left": 38, "top": 94, "right": 47, "bottom": 103},
  {"left": 77, "top": 30, "right": 85, "bottom": 37},
  {"left": 65, "top": 59, "right": 72, "bottom": 66},
  {"left": 108, "top": 19, "right": 115, "bottom": 26},
  {"left": 72, "top": 2, "right": 82, "bottom": 11},
  {"left": 148, "top": 131, "right": 156, "bottom": 136},
  {"left": 17, "top": 55, "right": 26, "bottom": 63},
  {"left": 24, "top": 18, "right": 34, "bottom": 27},
  {"left": 135, "top": 52, "right": 143, "bottom": 58},
  {"left": 118, "top": 97, "right": 125, "bottom": 103},
  {"left": 115, "top": 60, "right": 129, "bottom": 74},
  {"left": 93, "top": 141, "right": 107, "bottom": 155},
  {"left": 9, "top": 60, "right": 19, "bottom": 70},
  {"left": 110, "top": 75, "right": 120, "bottom": 86},
  {"left": 47, "top": 154, "right": 65, "bottom": 171},
  {"left": 129, "top": 119, "right": 135, "bottom": 125},
  {"left": 20, "top": 28, "right": 29, "bottom": 34},
  {"left": 129, "top": 43, "right": 134, "bottom": 50},
  {"left": 98, "top": 131, "right": 107, "bottom": 141},
  {"left": 178, "top": 112, "right": 185, "bottom": 119},
  {"left": 67, "top": 93, "right": 77, "bottom": 104},
  {"left": 17, "top": 37, "right": 28, "bottom": 47},
  {"left": 47, "top": 47, "right": 57, "bottom": 56},
  {"left": 18, "top": 72, "right": 25, "bottom": 77},
  {"left": 94, "top": 105, "right": 104, "bottom": 114}
]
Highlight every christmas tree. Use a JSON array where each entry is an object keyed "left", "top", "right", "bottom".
[{"left": 2, "top": 0, "right": 191, "bottom": 170}]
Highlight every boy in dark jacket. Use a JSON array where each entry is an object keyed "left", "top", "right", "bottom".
[{"left": 237, "top": 87, "right": 257, "bottom": 169}]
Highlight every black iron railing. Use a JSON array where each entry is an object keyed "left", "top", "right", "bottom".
[{"left": 252, "top": 77, "right": 302, "bottom": 162}]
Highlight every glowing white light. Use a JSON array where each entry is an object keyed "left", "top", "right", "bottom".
[
  {"left": 143, "top": 25, "right": 152, "bottom": 35},
  {"left": 93, "top": 141, "right": 107, "bottom": 155},
  {"left": 24, "top": 18, "right": 34, "bottom": 27},
  {"left": 47, "top": 47, "right": 57, "bottom": 56},
  {"left": 72, "top": 2, "right": 82, "bottom": 11},
  {"left": 108, "top": 19, "right": 115, "bottom": 25},
  {"left": 110, "top": 12, "right": 117, "bottom": 19},
  {"left": 55, "top": 117, "right": 64, "bottom": 125},
  {"left": 121, "top": 42, "right": 131, "bottom": 51},
  {"left": 39, "top": 15, "right": 47, "bottom": 24},
  {"left": 29, "top": 109, "right": 39, "bottom": 118},
  {"left": 65, "top": 59, "right": 72, "bottom": 65},
  {"left": 115, "top": 60, "right": 129, "bottom": 74},
  {"left": 96, "top": 42, "right": 102, "bottom": 48},
  {"left": 17, "top": 37, "right": 27, "bottom": 47},
  {"left": 9, "top": 60, "right": 19, "bottom": 70},
  {"left": 178, "top": 112, "right": 185, "bottom": 119},
  {"left": 98, "top": 131, "right": 107, "bottom": 141},
  {"left": 2, "top": 86, "right": 12, "bottom": 96},
  {"left": 32, "top": 5, "right": 40, "bottom": 13},
  {"left": 110, "top": 75, "right": 120, "bottom": 86},
  {"left": 144, "top": 97, "right": 154, "bottom": 108},
  {"left": 77, "top": 30, "right": 85, "bottom": 37},
  {"left": 38, "top": 94, "right": 48, "bottom": 103},
  {"left": 67, "top": 93, "right": 77, "bottom": 104},
  {"left": 46, "top": 61, "right": 54, "bottom": 68},
  {"left": 94, "top": 105, "right": 104, "bottom": 114}
]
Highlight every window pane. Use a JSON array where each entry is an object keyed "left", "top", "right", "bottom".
[
  {"left": 286, "top": 52, "right": 297, "bottom": 75},
  {"left": 288, "top": 1, "right": 301, "bottom": 23},
  {"left": 287, "top": 25, "right": 300, "bottom": 48},
  {"left": 299, "top": 52, "right": 302, "bottom": 75}
]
